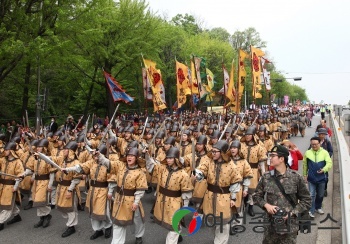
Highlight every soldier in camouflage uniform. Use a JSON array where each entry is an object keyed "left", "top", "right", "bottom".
[{"left": 253, "top": 145, "right": 311, "bottom": 244}]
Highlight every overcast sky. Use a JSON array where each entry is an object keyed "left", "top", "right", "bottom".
[{"left": 147, "top": 0, "right": 350, "bottom": 105}]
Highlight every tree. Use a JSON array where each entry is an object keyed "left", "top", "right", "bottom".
[
  {"left": 171, "top": 14, "right": 202, "bottom": 35},
  {"left": 231, "top": 27, "right": 267, "bottom": 52}
]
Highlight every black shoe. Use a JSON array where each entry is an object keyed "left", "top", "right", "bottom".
[
  {"left": 90, "top": 230, "right": 104, "bottom": 240},
  {"left": 248, "top": 205, "right": 255, "bottom": 217},
  {"left": 50, "top": 204, "right": 56, "bottom": 210},
  {"left": 24, "top": 201, "right": 33, "bottom": 210},
  {"left": 145, "top": 186, "right": 152, "bottom": 194},
  {"left": 7, "top": 214, "right": 22, "bottom": 225},
  {"left": 104, "top": 226, "right": 112, "bottom": 238},
  {"left": 178, "top": 235, "right": 183, "bottom": 243},
  {"left": 77, "top": 202, "right": 85, "bottom": 211},
  {"left": 42, "top": 214, "right": 52, "bottom": 228},
  {"left": 34, "top": 217, "right": 44, "bottom": 228},
  {"left": 135, "top": 237, "right": 143, "bottom": 244},
  {"left": 324, "top": 190, "right": 328, "bottom": 197},
  {"left": 0, "top": 223, "right": 4, "bottom": 231},
  {"left": 62, "top": 226, "right": 76, "bottom": 238}
]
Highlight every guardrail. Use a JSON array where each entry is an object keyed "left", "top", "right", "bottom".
[{"left": 331, "top": 113, "right": 350, "bottom": 243}]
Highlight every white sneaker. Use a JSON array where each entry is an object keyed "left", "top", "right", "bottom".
[
  {"left": 309, "top": 211, "right": 315, "bottom": 218},
  {"left": 317, "top": 209, "right": 325, "bottom": 214}
]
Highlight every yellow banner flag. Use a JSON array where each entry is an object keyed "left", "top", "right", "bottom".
[
  {"left": 250, "top": 46, "right": 265, "bottom": 99},
  {"left": 176, "top": 61, "right": 191, "bottom": 108},
  {"left": 226, "top": 60, "right": 236, "bottom": 102},
  {"left": 143, "top": 58, "right": 167, "bottom": 111},
  {"left": 190, "top": 60, "right": 199, "bottom": 94},
  {"left": 237, "top": 49, "right": 248, "bottom": 113}
]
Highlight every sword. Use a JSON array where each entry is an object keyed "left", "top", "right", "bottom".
[{"left": 37, "top": 152, "right": 67, "bottom": 174}]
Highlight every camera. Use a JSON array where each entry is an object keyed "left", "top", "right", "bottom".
[{"left": 272, "top": 208, "right": 287, "bottom": 225}]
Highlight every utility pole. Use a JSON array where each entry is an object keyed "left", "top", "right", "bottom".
[{"left": 35, "top": 1, "right": 43, "bottom": 136}]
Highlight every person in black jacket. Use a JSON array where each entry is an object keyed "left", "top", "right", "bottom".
[
  {"left": 318, "top": 128, "right": 333, "bottom": 197},
  {"left": 49, "top": 117, "right": 58, "bottom": 133}
]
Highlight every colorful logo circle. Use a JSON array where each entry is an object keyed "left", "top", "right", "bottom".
[{"left": 172, "top": 207, "right": 202, "bottom": 236}]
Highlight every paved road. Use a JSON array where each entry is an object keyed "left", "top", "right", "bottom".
[{"left": 1, "top": 116, "right": 328, "bottom": 244}]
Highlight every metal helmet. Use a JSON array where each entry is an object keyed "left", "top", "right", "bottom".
[
  {"left": 182, "top": 130, "right": 191, "bottom": 137},
  {"left": 53, "top": 130, "right": 63, "bottom": 137},
  {"left": 213, "top": 140, "right": 229, "bottom": 153},
  {"left": 11, "top": 136, "right": 21, "bottom": 144},
  {"left": 108, "top": 137, "right": 117, "bottom": 146},
  {"left": 127, "top": 147, "right": 139, "bottom": 157},
  {"left": 259, "top": 125, "right": 267, "bottom": 132},
  {"left": 245, "top": 126, "right": 256, "bottom": 135},
  {"left": 196, "top": 135, "right": 207, "bottom": 145},
  {"left": 208, "top": 124, "right": 217, "bottom": 130},
  {"left": 47, "top": 132, "right": 53, "bottom": 138},
  {"left": 170, "top": 125, "right": 179, "bottom": 132},
  {"left": 37, "top": 139, "right": 49, "bottom": 148},
  {"left": 97, "top": 144, "right": 107, "bottom": 156},
  {"left": 166, "top": 147, "right": 180, "bottom": 158},
  {"left": 0, "top": 134, "right": 5, "bottom": 141},
  {"left": 58, "top": 135, "right": 66, "bottom": 142},
  {"left": 4, "top": 142, "right": 16, "bottom": 151},
  {"left": 117, "top": 126, "right": 124, "bottom": 133},
  {"left": 124, "top": 126, "right": 134, "bottom": 134},
  {"left": 31, "top": 139, "right": 39, "bottom": 147},
  {"left": 164, "top": 136, "right": 176, "bottom": 146},
  {"left": 145, "top": 123, "right": 151, "bottom": 128},
  {"left": 64, "top": 141, "right": 78, "bottom": 151},
  {"left": 155, "top": 130, "right": 165, "bottom": 139},
  {"left": 127, "top": 140, "right": 139, "bottom": 149},
  {"left": 147, "top": 129, "right": 155, "bottom": 135},
  {"left": 210, "top": 130, "right": 220, "bottom": 139},
  {"left": 230, "top": 140, "right": 241, "bottom": 149},
  {"left": 77, "top": 134, "right": 85, "bottom": 143}
]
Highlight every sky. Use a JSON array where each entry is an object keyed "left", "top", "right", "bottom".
[{"left": 146, "top": 0, "right": 350, "bottom": 105}]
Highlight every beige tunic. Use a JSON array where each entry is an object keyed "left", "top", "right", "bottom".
[
  {"left": 52, "top": 155, "right": 81, "bottom": 213},
  {"left": 240, "top": 141, "right": 267, "bottom": 192},
  {"left": 0, "top": 157, "right": 24, "bottom": 210},
  {"left": 26, "top": 156, "right": 56, "bottom": 207},
  {"left": 231, "top": 157, "right": 253, "bottom": 208},
  {"left": 184, "top": 153, "right": 210, "bottom": 205},
  {"left": 153, "top": 164, "right": 193, "bottom": 230},
  {"left": 19, "top": 151, "right": 33, "bottom": 194},
  {"left": 197, "top": 159, "right": 242, "bottom": 223},
  {"left": 81, "top": 159, "right": 109, "bottom": 221},
  {"left": 110, "top": 161, "right": 148, "bottom": 226}
]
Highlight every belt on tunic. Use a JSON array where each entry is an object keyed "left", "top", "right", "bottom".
[
  {"left": 58, "top": 179, "right": 72, "bottom": 186},
  {"left": 0, "top": 178, "right": 16, "bottom": 185},
  {"left": 207, "top": 183, "right": 230, "bottom": 194},
  {"left": 35, "top": 174, "right": 50, "bottom": 180},
  {"left": 159, "top": 186, "right": 181, "bottom": 198},
  {"left": 90, "top": 180, "right": 108, "bottom": 188},
  {"left": 249, "top": 163, "right": 259, "bottom": 169},
  {"left": 116, "top": 185, "right": 136, "bottom": 196}
]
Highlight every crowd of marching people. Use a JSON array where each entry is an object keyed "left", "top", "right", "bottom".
[{"left": 0, "top": 103, "right": 333, "bottom": 244}]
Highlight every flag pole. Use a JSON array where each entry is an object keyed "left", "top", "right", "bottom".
[
  {"left": 250, "top": 45, "right": 256, "bottom": 110},
  {"left": 186, "top": 60, "right": 194, "bottom": 115},
  {"left": 236, "top": 51, "right": 241, "bottom": 114},
  {"left": 192, "top": 55, "right": 201, "bottom": 112},
  {"left": 222, "top": 57, "right": 227, "bottom": 117}
]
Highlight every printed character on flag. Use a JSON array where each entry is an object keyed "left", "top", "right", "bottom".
[
  {"left": 176, "top": 61, "right": 191, "bottom": 108},
  {"left": 251, "top": 46, "right": 265, "bottom": 99},
  {"left": 143, "top": 58, "right": 167, "bottom": 112}
]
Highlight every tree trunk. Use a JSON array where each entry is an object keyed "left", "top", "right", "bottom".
[{"left": 21, "top": 63, "right": 31, "bottom": 118}]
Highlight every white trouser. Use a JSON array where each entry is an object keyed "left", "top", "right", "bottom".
[
  {"left": 91, "top": 200, "right": 112, "bottom": 231},
  {"left": 62, "top": 196, "right": 78, "bottom": 227},
  {"left": 0, "top": 205, "right": 20, "bottom": 224},
  {"left": 37, "top": 206, "right": 51, "bottom": 217},
  {"left": 165, "top": 231, "right": 180, "bottom": 244},
  {"left": 111, "top": 208, "right": 145, "bottom": 244},
  {"left": 50, "top": 186, "right": 56, "bottom": 205},
  {"left": 212, "top": 224, "right": 230, "bottom": 244}
]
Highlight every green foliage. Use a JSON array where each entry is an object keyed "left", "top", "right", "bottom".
[{"left": 0, "top": 1, "right": 309, "bottom": 123}]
